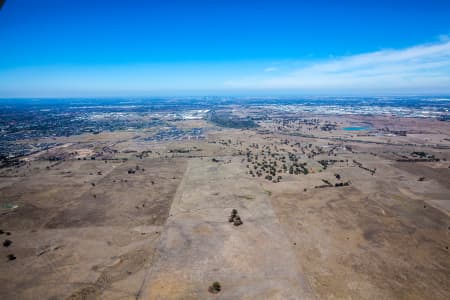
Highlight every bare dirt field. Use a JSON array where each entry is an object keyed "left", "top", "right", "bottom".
[
  {"left": 1, "top": 116, "right": 449, "bottom": 300},
  {"left": 0, "top": 145, "right": 186, "bottom": 299}
]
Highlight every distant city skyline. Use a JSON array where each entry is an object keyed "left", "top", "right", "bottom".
[{"left": 1, "top": 0, "right": 450, "bottom": 97}]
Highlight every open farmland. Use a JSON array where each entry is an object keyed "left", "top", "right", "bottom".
[{"left": 0, "top": 98, "right": 449, "bottom": 299}]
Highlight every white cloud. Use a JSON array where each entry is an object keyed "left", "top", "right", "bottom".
[
  {"left": 225, "top": 40, "right": 450, "bottom": 92},
  {"left": 264, "top": 67, "right": 278, "bottom": 72},
  {"left": 438, "top": 34, "right": 450, "bottom": 42}
]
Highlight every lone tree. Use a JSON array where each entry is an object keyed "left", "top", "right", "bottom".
[
  {"left": 229, "top": 209, "right": 243, "bottom": 226},
  {"left": 229, "top": 209, "right": 238, "bottom": 222},
  {"left": 209, "top": 281, "right": 221, "bottom": 294},
  {"left": 233, "top": 216, "right": 243, "bottom": 226}
]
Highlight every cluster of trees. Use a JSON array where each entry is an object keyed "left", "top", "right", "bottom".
[
  {"left": 137, "top": 150, "right": 152, "bottom": 159},
  {"left": 208, "top": 111, "right": 257, "bottom": 129},
  {"left": 229, "top": 209, "right": 243, "bottom": 226},
  {"left": 271, "top": 117, "right": 326, "bottom": 132},
  {"left": 353, "top": 160, "right": 376, "bottom": 175},
  {"left": 128, "top": 164, "right": 144, "bottom": 174},
  {"left": 274, "top": 118, "right": 340, "bottom": 133},
  {"left": 0, "top": 157, "right": 25, "bottom": 169},
  {"left": 244, "top": 141, "right": 311, "bottom": 182},
  {"left": 288, "top": 163, "right": 308, "bottom": 175},
  {"left": 334, "top": 182, "right": 350, "bottom": 187},
  {"left": 168, "top": 148, "right": 191, "bottom": 153},
  {"left": 315, "top": 178, "right": 350, "bottom": 189},
  {"left": 396, "top": 151, "right": 440, "bottom": 162},
  {"left": 320, "top": 123, "right": 337, "bottom": 131},
  {"left": 318, "top": 159, "right": 346, "bottom": 170}
]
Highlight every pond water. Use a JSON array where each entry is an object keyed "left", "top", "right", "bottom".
[{"left": 343, "top": 126, "right": 371, "bottom": 131}]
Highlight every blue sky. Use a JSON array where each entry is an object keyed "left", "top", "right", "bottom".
[{"left": 1, "top": 0, "right": 450, "bottom": 97}]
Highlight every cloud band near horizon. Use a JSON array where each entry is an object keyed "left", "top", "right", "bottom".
[{"left": 225, "top": 39, "right": 450, "bottom": 93}]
